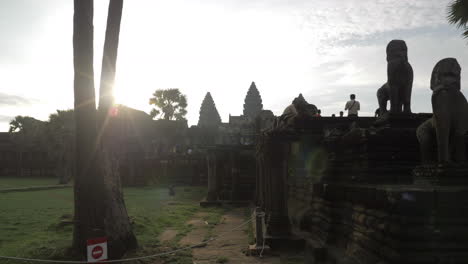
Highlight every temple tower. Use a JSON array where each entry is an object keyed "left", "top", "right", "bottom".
[
  {"left": 243, "top": 82, "right": 263, "bottom": 119},
  {"left": 198, "top": 92, "right": 221, "bottom": 128}
]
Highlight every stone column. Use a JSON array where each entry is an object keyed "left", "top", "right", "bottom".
[
  {"left": 206, "top": 152, "right": 218, "bottom": 201},
  {"left": 266, "top": 138, "right": 290, "bottom": 238},
  {"left": 230, "top": 151, "right": 239, "bottom": 200}
]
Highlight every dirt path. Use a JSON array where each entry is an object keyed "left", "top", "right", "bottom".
[
  {"left": 179, "top": 213, "right": 210, "bottom": 247},
  {"left": 189, "top": 207, "right": 281, "bottom": 264},
  {"left": 158, "top": 229, "right": 178, "bottom": 243}
]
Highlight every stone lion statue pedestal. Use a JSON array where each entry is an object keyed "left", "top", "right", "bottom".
[
  {"left": 320, "top": 113, "right": 430, "bottom": 184},
  {"left": 374, "top": 112, "right": 431, "bottom": 129},
  {"left": 413, "top": 164, "right": 468, "bottom": 185}
]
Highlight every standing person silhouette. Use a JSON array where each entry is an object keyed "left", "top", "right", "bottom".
[{"left": 345, "top": 94, "right": 360, "bottom": 117}]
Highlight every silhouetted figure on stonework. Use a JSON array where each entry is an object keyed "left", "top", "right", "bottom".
[
  {"left": 315, "top": 109, "right": 322, "bottom": 117},
  {"left": 375, "top": 108, "right": 381, "bottom": 117},
  {"left": 332, "top": 114, "right": 336, "bottom": 117},
  {"left": 339, "top": 111, "right": 344, "bottom": 117},
  {"left": 345, "top": 94, "right": 360, "bottom": 117}
]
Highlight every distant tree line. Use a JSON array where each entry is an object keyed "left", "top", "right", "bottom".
[{"left": 8, "top": 110, "right": 75, "bottom": 183}]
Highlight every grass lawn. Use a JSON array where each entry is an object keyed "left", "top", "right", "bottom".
[
  {"left": 0, "top": 177, "right": 59, "bottom": 189},
  {"left": 0, "top": 185, "right": 224, "bottom": 264}
]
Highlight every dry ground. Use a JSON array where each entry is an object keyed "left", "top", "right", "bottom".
[{"left": 171, "top": 207, "right": 303, "bottom": 264}]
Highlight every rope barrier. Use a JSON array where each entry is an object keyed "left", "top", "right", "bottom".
[{"left": 0, "top": 213, "right": 254, "bottom": 263}]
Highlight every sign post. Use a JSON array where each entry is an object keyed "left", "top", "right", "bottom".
[{"left": 87, "top": 237, "right": 108, "bottom": 263}]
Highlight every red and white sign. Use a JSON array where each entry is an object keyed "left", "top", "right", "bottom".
[{"left": 87, "top": 237, "right": 108, "bottom": 263}]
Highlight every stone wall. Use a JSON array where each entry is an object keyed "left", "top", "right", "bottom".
[
  {"left": 0, "top": 132, "right": 55, "bottom": 177},
  {"left": 256, "top": 117, "right": 375, "bottom": 237},
  {"left": 303, "top": 181, "right": 468, "bottom": 264},
  {"left": 120, "top": 154, "right": 207, "bottom": 186},
  {"left": 204, "top": 145, "right": 256, "bottom": 204},
  {"left": 257, "top": 115, "right": 468, "bottom": 263}
]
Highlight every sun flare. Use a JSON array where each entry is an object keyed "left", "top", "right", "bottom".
[{"left": 113, "top": 76, "right": 147, "bottom": 109}]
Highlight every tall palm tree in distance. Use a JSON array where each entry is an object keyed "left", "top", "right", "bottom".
[{"left": 448, "top": 0, "right": 468, "bottom": 38}]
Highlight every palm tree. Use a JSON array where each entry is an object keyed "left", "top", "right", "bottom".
[
  {"left": 149, "top": 88, "right": 188, "bottom": 120},
  {"left": 448, "top": 0, "right": 468, "bottom": 38},
  {"left": 72, "top": 0, "right": 136, "bottom": 259}
]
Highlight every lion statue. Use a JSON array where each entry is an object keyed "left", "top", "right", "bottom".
[
  {"left": 377, "top": 40, "right": 414, "bottom": 115},
  {"left": 416, "top": 58, "right": 468, "bottom": 163},
  {"left": 273, "top": 94, "right": 318, "bottom": 130}
]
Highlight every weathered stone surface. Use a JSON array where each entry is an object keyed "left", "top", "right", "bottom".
[
  {"left": 204, "top": 145, "right": 256, "bottom": 203},
  {"left": 257, "top": 112, "right": 468, "bottom": 263},
  {"left": 272, "top": 93, "right": 318, "bottom": 130},
  {"left": 301, "top": 182, "right": 468, "bottom": 263},
  {"left": 413, "top": 164, "right": 468, "bottom": 185},
  {"left": 325, "top": 115, "right": 428, "bottom": 185}
]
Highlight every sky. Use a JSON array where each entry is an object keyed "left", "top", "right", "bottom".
[{"left": 1, "top": 0, "right": 468, "bottom": 130}]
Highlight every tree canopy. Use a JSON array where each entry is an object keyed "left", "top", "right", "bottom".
[
  {"left": 448, "top": 0, "right": 468, "bottom": 38},
  {"left": 46, "top": 110, "right": 75, "bottom": 156},
  {"left": 149, "top": 88, "right": 187, "bottom": 120},
  {"left": 47, "top": 110, "right": 75, "bottom": 183},
  {"left": 9, "top": 115, "right": 45, "bottom": 134},
  {"left": 8, "top": 115, "right": 47, "bottom": 150}
]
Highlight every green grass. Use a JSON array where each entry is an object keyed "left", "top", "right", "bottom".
[
  {"left": 244, "top": 207, "right": 255, "bottom": 245},
  {"left": 0, "top": 188, "right": 73, "bottom": 262},
  {"left": 202, "top": 206, "right": 228, "bottom": 242},
  {"left": 0, "top": 185, "right": 211, "bottom": 264},
  {"left": 0, "top": 182, "right": 306, "bottom": 264},
  {"left": 216, "top": 256, "right": 229, "bottom": 263},
  {"left": 0, "top": 177, "right": 59, "bottom": 189}
]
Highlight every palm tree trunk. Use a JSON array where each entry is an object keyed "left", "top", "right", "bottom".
[
  {"left": 98, "top": 0, "right": 122, "bottom": 111},
  {"left": 98, "top": 0, "right": 138, "bottom": 256},
  {"left": 72, "top": 0, "right": 105, "bottom": 256},
  {"left": 72, "top": 0, "right": 136, "bottom": 259}
]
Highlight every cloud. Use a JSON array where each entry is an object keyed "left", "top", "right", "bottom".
[
  {"left": 0, "top": 92, "right": 33, "bottom": 106},
  {"left": 0, "top": 0, "right": 466, "bottom": 129},
  {"left": 299, "top": 0, "right": 451, "bottom": 48},
  {"left": 0, "top": 1, "right": 65, "bottom": 63},
  {"left": 295, "top": 29, "right": 468, "bottom": 118},
  {"left": 0, "top": 115, "right": 13, "bottom": 122}
]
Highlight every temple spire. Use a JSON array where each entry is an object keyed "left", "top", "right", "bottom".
[
  {"left": 298, "top": 93, "right": 306, "bottom": 102},
  {"left": 243, "top": 81, "right": 263, "bottom": 119},
  {"left": 198, "top": 92, "right": 221, "bottom": 128}
]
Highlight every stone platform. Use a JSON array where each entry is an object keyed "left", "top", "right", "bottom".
[
  {"left": 303, "top": 180, "right": 468, "bottom": 264},
  {"left": 413, "top": 164, "right": 468, "bottom": 185},
  {"left": 256, "top": 114, "right": 468, "bottom": 263}
]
